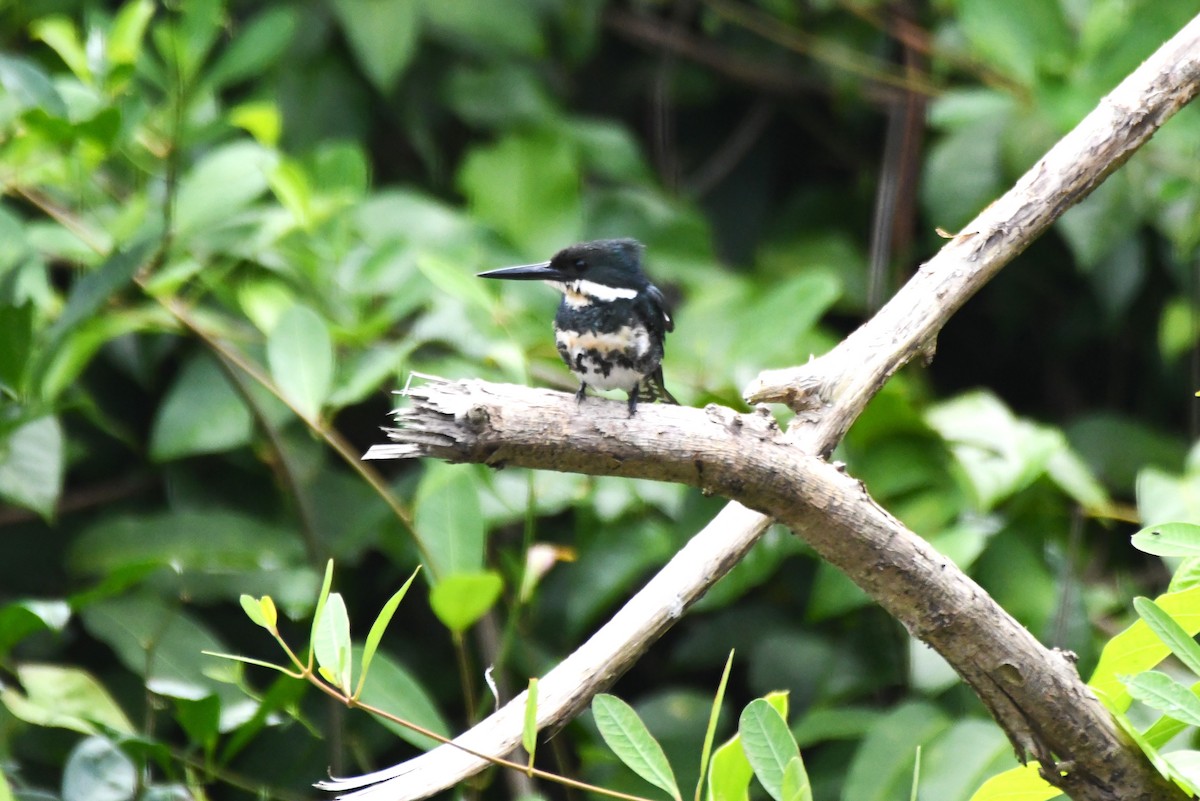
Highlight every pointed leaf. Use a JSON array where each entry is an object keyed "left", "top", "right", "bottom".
[
  {"left": 1134, "top": 596, "right": 1200, "bottom": 678},
  {"left": 1124, "top": 671, "right": 1200, "bottom": 727},
  {"left": 415, "top": 463, "right": 486, "bottom": 578},
  {"left": 696, "top": 650, "right": 735, "bottom": 801},
  {"left": 268, "top": 304, "right": 333, "bottom": 420},
  {"left": 593, "top": 693, "right": 681, "bottom": 801},
  {"left": 309, "top": 559, "right": 335, "bottom": 663},
  {"left": 354, "top": 646, "right": 449, "bottom": 751},
  {"left": 355, "top": 566, "right": 420, "bottom": 698},
  {"left": 1090, "top": 585, "right": 1200, "bottom": 710},
  {"left": 1133, "top": 523, "right": 1200, "bottom": 557},
  {"left": 313, "top": 592, "right": 352, "bottom": 694},
  {"left": 330, "top": 0, "right": 420, "bottom": 92},
  {"left": 739, "top": 699, "right": 800, "bottom": 801},
  {"left": 523, "top": 677, "right": 539, "bottom": 759}
]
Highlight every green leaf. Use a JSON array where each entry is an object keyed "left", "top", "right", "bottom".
[
  {"left": 355, "top": 566, "right": 421, "bottom": 697},
  {"left": 31, "top": 16, "right": 91, "bottom": 83},
  {"left": 428, "top": 571, "right": 503, "bottom": 634},
  {"left": 523, "top": 677, "right": 539, "bottom": 759},
  {"left": 330, "top": 0, "right": 420, "bottom": 93},
  {"left": 738, "top": 699, "right": 800, "bottom": 801},
  {"left": 414, "top": 462, "right": 486, "bottom": 578},
  {"left": 708, "top": 734, "right": 754, "bottom": 801},
  {"left": 0, "top": 664, "right": 133, "bottom": 736},
  {"left": 1090, "top": 585, "right": 1200, "bottom": 709},
  {"left": 0, "top": 54, "right": 68, "bottom": 116},
  {"left": 268, "top": 304, "right": 334, "bottom": 420},
  {"left": 206, "top": 6, "right": 297, "bottom": 88},
  {"left": 149, "top": 353, "right": 254, "bottom": 460},
  {"left": 780, "top": 756, "right": 812, "bottom": 801},
  {"left": 39, "top": 240, "right": 151, "bottom": 371},
  {"left": 108, "top": 0, "right": 156, "bottom": 65},
  {"left": 695, "top": 650, "right": 735, "bottom": 801},
  {"left": 842, "top": 702, "right": 949, "bottom": 801},
  {"left": 966, "top": 763, "right": 1058, "bottom": 801},
  {"left": 957, "top": 0, "right": 1070, "bottom": 86},
  {"left": 1134, "top": 596, "right": 1200, "bottom": 678},
  {"left": 1132, "top": 523, "right": 1200, "bottom": 557},
  {"left": 0, "top": 414, "right": 63, "bottom": 519},
  {"left": 174, "top": 694, "right": 221, "bottom": 748},
  {"left": 456, "top": 130, "right": 582, "bottom": 256},
  {"left": 1124, "top": 671, "right": 1200, "bottom": 727},
  {"left": 313, "top": 592, "right": 352, "bottom": 694},
  {"left": 268, "top": 160, "right": 314, "bottom": 228},
  {"left": 68, "top": 510, "right": 303, "bottom": 577},
  {"left": 593, "top": 693, "right": 681, "bottom": 801},
  {"left": 62, "top": 736, "right": 136, "bottom": 801},
  {"left": 925, "top": 390, "right": 1064, "bottom": 511},
  {"left": 173, "top": 141, "right": 277, "bottom": 238},
  {"left": 0, "top": 599, "right": 69, "bottom": 658},
  {"left": 239, "top": 595, "right": 270, "bottom": 629},
  {"left": 0, "top": 302, "right": 33, "bottom": 392},
  {"left": 354, "top": 646, "right": 450, "bottom": 750},
  {"left": 79, "top": 595, "right": 237, "bottom": 705}
]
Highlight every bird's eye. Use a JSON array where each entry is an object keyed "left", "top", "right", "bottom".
[{"left": 573, "top": 258, "right": 587, "bottom": 272}]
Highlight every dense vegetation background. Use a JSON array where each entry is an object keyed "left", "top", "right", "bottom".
[{"left": 1, "top": 1, "right": 1199, "bottom": 799}]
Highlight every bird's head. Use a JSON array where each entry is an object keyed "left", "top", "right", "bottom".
[{"left": 478, "top": 239, "right": 648, "bottom": 300}]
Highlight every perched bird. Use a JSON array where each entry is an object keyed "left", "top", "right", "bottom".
[{"left": 478, "top": 238, "right": 678, "bottom": 415}]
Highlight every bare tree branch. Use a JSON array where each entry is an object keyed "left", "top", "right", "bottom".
[{"left": 328, "top": 12, "right": 1200, "bottom": 801}]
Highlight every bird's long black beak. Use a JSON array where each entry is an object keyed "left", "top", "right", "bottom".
[{"left": 477, "top": 261, "right": 563, "bottom": 281}]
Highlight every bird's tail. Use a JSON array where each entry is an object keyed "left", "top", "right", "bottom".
[{"left": 636, "top": 368, "right": 679, "bottom": 405}]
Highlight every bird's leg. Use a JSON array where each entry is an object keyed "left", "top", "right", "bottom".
[
  {"left": 627, "top": 385, "right": 639, "bottom": 417},
  {"left": 575, "top": 382, "right": 588, "bottom": 404}
]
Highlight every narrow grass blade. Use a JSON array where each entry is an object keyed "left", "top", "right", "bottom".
[{"left": 695, "top": 650, "right": 735, "bottom": 801}]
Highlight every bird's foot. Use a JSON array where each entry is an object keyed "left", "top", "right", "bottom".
[{"left": 575, "top": 383, "right": 588, "bottom": 404}]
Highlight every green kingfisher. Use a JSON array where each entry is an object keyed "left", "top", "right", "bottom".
[{"left": 478, "top": 238, "right": 678, "bottom": 416}]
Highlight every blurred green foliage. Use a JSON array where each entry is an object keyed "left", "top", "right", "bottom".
[{"left": 0, "top": 0, "right": 1199, "bottom": 799}]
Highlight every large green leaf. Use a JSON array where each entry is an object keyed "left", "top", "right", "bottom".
[
  {"left": 1089, "top": 585, "right": 1200, "bottom": 709},
  {"left": 958, "top": 0, "right": 1071, "bottom": 87},
  {"left": 1124, "top": 671, "right": 1200, "bottom": 727},
  {"left": 173, "top": 141, "right": 278, "bottom": 238},
  {"left": 150, "top": 353, "right": 254, "bottom": 460},
  {"left": 267, "top": 303, "right": 334, "bottom": 420},
  {"left": 0, "top": 414, "right": 62, "bottom": 519},
  {"left": 69, "top": 509, "right": 303, "bottom": 576},
  {"left": 457, "top": 130, "right": 582, "bottom": 256},
  {"left": 738, "top": 699, "right": 801, "bottom": 801},
  {"left": 0, "top": 663, "right": 133, "bottom": 736},
  {"left": 313, "top": 591, "right": 352, "bottom": 694},
  {"left": 414, "top": 462, "right": 486, "bottom": 579},
  {"left": 842, "top": 702, "right": 949, "bottom": 801},
  {"left": 206, "top": 6, "right": 297, "bottom": 88},
  {"left": 330, "top": 0, "right": 420, "bottom": 93},
  {"left": 79, "top": 594, "right": 250, "bottom": 728},
  {"left": 593, "top": 693, "right": 682, "bottom": 801},
  {"left": 355, "top": 646, "right": 450, "bottom": 751},
  {"left": 62, "top": 736, "right": 136, "bottom": 801}
]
